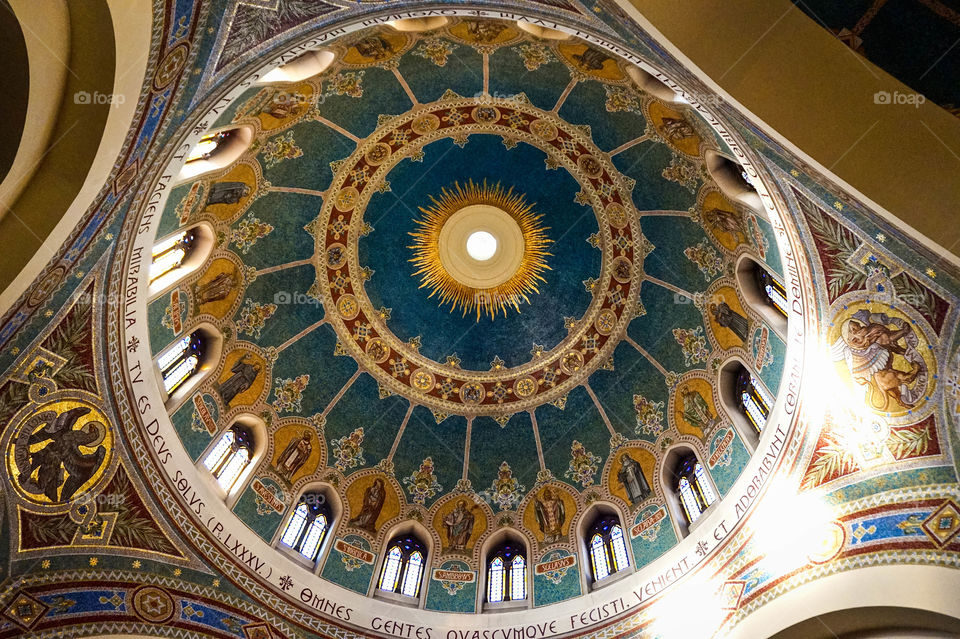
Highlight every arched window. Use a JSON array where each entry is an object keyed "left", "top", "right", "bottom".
[
  {"left": 486, "top": 543, "right": 527, "bottom": 603},
  {"left": 673, "top": 454, "right": 717, "bottom": 525},
  {"left": 737, "top": 369, "right": 774, "bottom": 433},
  {"left": 150, "top": 230, "right": 196, "bottom": 284},
  {"left": 280, "top": 492, "right": 331, "bottom": 562},
  {"left": 378, "top": 536, "right": 426, "bottom": 598},
  {"left": 259, "top": 49, "right": 335, "bottom": 84},
  {"left": 704, "top": 150, "right": 764, "bottom": 215},
  {"left": 158, "top": 332, "right": 204, "bottom": 394},
  {"left": 735, "top": 256, "right": 788, "bottom": 339},
  {"left": 204, "top": 425, "right": 254, "bottom": 493},
  {"left": 587, "top": 516, "right": 630, "bottom": 583},
  {"left": 186, "top": 131, "right": 234, "bottom": 163},
  {"left": 755, "top": 266, "right": 788, "bottom": 319}
]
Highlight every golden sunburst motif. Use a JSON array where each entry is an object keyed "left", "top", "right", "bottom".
[{"left": 409, "top": 180, "right": 552, "bottom": 321}]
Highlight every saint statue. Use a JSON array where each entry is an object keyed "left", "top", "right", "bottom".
[
  {"left": 617, "top": 454, "right": 651, "bottom": 506},
  {"left": 195, "top": 271, "right": 237, "bottom": 305},
  {"left": 206, "top": 181, "right": 250, "bottom": 207},
  {"left": 534, "top": 486, "right": 566, "bottom": 543},
  {"left": 350, "top": 478, "right": 386, "bottom": 533},
  {"left": 710, "top": 301, "right": 749, "bottom": 342},
  {"left": 680, "top": 387, "right": 719, "bottom": 433},
  {"left": 17, "top": 406, "right": 107, "bottom": 502},
  {"left": 216, "top": 354, "right": 261, "bottom": 406},
  {"left": 442, "top": 499, "right": 476, "bottom": 551},
  {"left": 275, "top": 430, "right": 313, "bottom": 482}
]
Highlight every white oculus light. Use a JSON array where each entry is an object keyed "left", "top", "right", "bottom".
[{"left": 466, "top": 231, "right": 498, "bottom": 261}]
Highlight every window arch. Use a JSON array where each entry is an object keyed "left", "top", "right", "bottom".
[
  {"left": 386, "top": 17, "right": 449, "bottom": 32},
  {"left": 148, "top": 223, "right": 216, "bottom": 299},
  {"left": 204, "top": 425, "right": 255, "bottom": 494},
  {"left": 259, "top": 49, "right": 335, "bottom": 84},
  {"left": 156, "top": 325, "right": 223, "bottom": 413},
  {"left": 737, "top": 368, "right": 774, "bottom": 434},
  {"left": 626, "top": 65, "right": 681, "bottom": 102},
  {"left": 671, "top": 453, "right": 717, "bottom": 527},
  {"left": 735, "top": 255, "right": 788, "bottom": 339},
  {"left": 587, "top": 516, "right": 630, "bottom": 584},
  {"left": 280, "top": 492, "right": 332, "bottom": 562},
  {"left": 486, "top": 543, "right": 527, "bottom": 604},
  {"left": 378, "top": 536, "right": 426, "bottom": 599},
  {"left": 704, "top": 150, "right": 764, "bottom": 216},
  {"left": 755, "top": 266, "right": 788, "bottom": 319},
  {"left": 719, "top": 358, "right": 775, "bottom": 452},
  {"left": 150, "top": 230, "right": 196, "bottom": 284},
  {"left": 185, "top": 131, "right": 234, "bottom": 164},
  {"left": 177, "top": 126, "right": 254, "bottom": 181},
  {"left": 158, "top": 331, "right": 204, "bottom": 395}
]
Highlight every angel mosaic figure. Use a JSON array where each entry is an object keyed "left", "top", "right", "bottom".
[
  {"left": 16, "top": 406, "right": 107, "bottom": 502},
  {"left": 831, "top": 309, "right": 926, "bottom": 411}
]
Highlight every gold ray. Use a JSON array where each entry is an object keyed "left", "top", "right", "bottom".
[{"left": 408, "top": 179, "right": 553, "bottom": 321}]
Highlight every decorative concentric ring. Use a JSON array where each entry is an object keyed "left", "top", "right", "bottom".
[{"left": 311, "top": 95, "right": 647, "bottom": 416}]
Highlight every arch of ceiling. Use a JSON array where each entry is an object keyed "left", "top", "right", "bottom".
[{"left": 0, "top": 0, "right": 153, "bottom": 309}]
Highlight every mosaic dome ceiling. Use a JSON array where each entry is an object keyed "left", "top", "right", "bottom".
[{"left": 142, "top": 14, "right": 788, "bottom": 619}]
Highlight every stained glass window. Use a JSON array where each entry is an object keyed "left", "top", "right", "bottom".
[
  {"left": 755, "top": 266, "right": 788, "bottom": 318},
  {"left": 203, "top": 426, "right": 254, "bottom": 494},
  {"left": 379, "top": 536, "right": 426, "bottom": 599},
  {"left": 150, "top": 231, "right": 195, "bottom": 283},
  {"left": 203, "top": 429, "right": 234, "bottom": 472},
  {"left": 159, "top": 332, "right": 203, "bottom": 395},
  {"left": 610, "top": 525, "right": 630, "bottom": 572},
  {"left": 588, "top": 516, "right": 630, "bottom": 584},
  {"left": 488, "top": 557, "right": 505, "bottom": 603},
  {"left": 280, "top": 504, "right": 308, "bottom": 548},
  {"left": 486, "top": 544, "right": 526, "bottom": 603},
  {"left": 300, "top": 515, "right": 328, "bottom": 560},
  {"left": 674, "top": 454, "right": 717, "bottom": 526},
  {"left": 737, "top": 369, "right": 773, "bottom": 433},
  {"left": 186, "top": 131, "right": 231, "bottom": 163},
  {"left": 590, "top": 533, "right": 610, "bottom": 581},
  {"left": 510, "top": 554, "right": 526, "bottom": 601},
  {"left": 378, "top": 546, "right": 402, "bottom": 592},
  {"left": 279, "top": 494, "right": 331, "bottom": 562},
  {"left": 217, "top": 447, "right": 249, "bottom": 492},
  {"left": 401, "top": 551, "right": 424, "bottom": 597},
  {"left": 695, "top": 463, "right": 717, "bottom": 505},
  {"left": 679, "top": 476, "right": 702, "bottom": 523}
]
